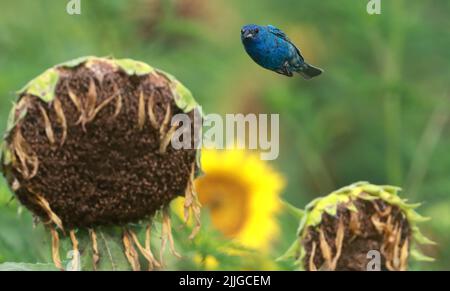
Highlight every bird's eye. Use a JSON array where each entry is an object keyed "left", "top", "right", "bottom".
[{"left": 254, "top": 28, "right": 259, "bottom": 34}]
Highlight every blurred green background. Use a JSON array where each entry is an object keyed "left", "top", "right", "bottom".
[{"left": 0, "top": 0, "right": 449, "bottom": 270}]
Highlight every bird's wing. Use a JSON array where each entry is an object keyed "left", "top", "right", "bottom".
[
  {"left": 267, "top": 25, "right": 304, "bottom": 59},
  {"left": 267, "top": 25, "right": 291, "bottom": 42}
]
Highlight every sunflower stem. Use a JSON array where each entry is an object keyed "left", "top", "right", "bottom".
[{"left": 281, "top": 200, "right": 305, "bottom": 220}]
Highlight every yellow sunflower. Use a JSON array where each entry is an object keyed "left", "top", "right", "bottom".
[{"left": 174, "top": 148, "right": 285, "bottom": 251}]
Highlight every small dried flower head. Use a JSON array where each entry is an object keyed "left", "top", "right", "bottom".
[{"left": 281, "top": 182, "right": 435, "bottom": 271}]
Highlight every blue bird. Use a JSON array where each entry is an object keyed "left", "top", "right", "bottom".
[{"left": 241, "top": 24, "right": 323, "bottom": 79}]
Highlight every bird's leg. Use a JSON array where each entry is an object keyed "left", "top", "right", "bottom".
[
  {"left": 283, "top": 61, "right": 294, "bottom": 77},
  {"left": 276, "top": 61, "right": 293, "bottom": 77}
]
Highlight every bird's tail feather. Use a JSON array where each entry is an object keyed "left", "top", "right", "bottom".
[{"left": 297, "top": 63, "right": 323, "bottom": 80}]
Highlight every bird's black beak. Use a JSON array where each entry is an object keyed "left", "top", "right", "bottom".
[{"left": 243, "top": 30, "right": 253, "bottom": 39}]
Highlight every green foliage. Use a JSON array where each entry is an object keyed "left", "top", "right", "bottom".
[
  {"left": 0, "top": 262, "right": 58, "bottom": 271},
  {"left": 19, "top": 68, "right": 59, "bottom": 102}
]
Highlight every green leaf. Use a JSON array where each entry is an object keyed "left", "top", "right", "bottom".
[
  {"left": 380, "top": 185, "right": 402, "bottom": 195},
  {"left": 0, "top": 262, "right": 58, "bottom": 271},
  {"left": 352, "top": 181, "right": 370, "bottom": 187},
  {"left": 0, "top": 142, "right": 5, "bottom": 166},
  {"left": 4, "top": 101, "right": 28, "bottom": 138},
  {"left": 277, "top": 240, "right": 299, "bottom": 262},
  {"left": 281, "top": 200, "right": 305, "bottom": 220},
  {"left": 154, "top": 69, "right": 200, "bottom": 114},
  {"left": 1, "top": 145, "right": 12, "bottom": 166},
  {"left": 59, "top": 56, "right": 93, "bottom": 68},
  {"left": 346, "top": 202, "right": 358, "bottom": 212},
  {"left": 95, "top": 228, "right": 131, "bottom": 271},
  {"left": 114, "top": 58, "right": 154, "bottom": 76},
  {"left": 410, "top": 249, "right": 435, "bottom": 262},
  {"left": 18, "top": 68, "right": 59, "bottom": 102},
  {"left": 360, "top": 183, "right": 382, "bottom": 194},
  {"left": 408, "top": 210, "right": 431, "bottom": 223},
  {"left": 403, "top": 202, "right": 422, "bottom": 209},
  {"left": 5, "top": 102, "right": 17, "bottom": 135},
  {"left": 296, "top": 211, "right": 308, "bottom": 236},
  {"left": 412, "top": 226, "right": 436, "bottom": 245},
  {"left": 57, "top": 227, "right": 132, "bottom": 271},
  {"left": 173, "top": 81, "right": 199, "bottom": 113}
]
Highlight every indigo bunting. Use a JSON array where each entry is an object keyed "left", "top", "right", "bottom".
[{"left": 241, "top": 24, "right": 323, "bottom": 79}]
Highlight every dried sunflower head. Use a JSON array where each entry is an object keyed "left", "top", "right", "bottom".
[
  {"left": 281, "top": 182, "right": 435, "bottom": 271},
  {"left": 0, "top": 56, "right": 202, "bottom": 270}
]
